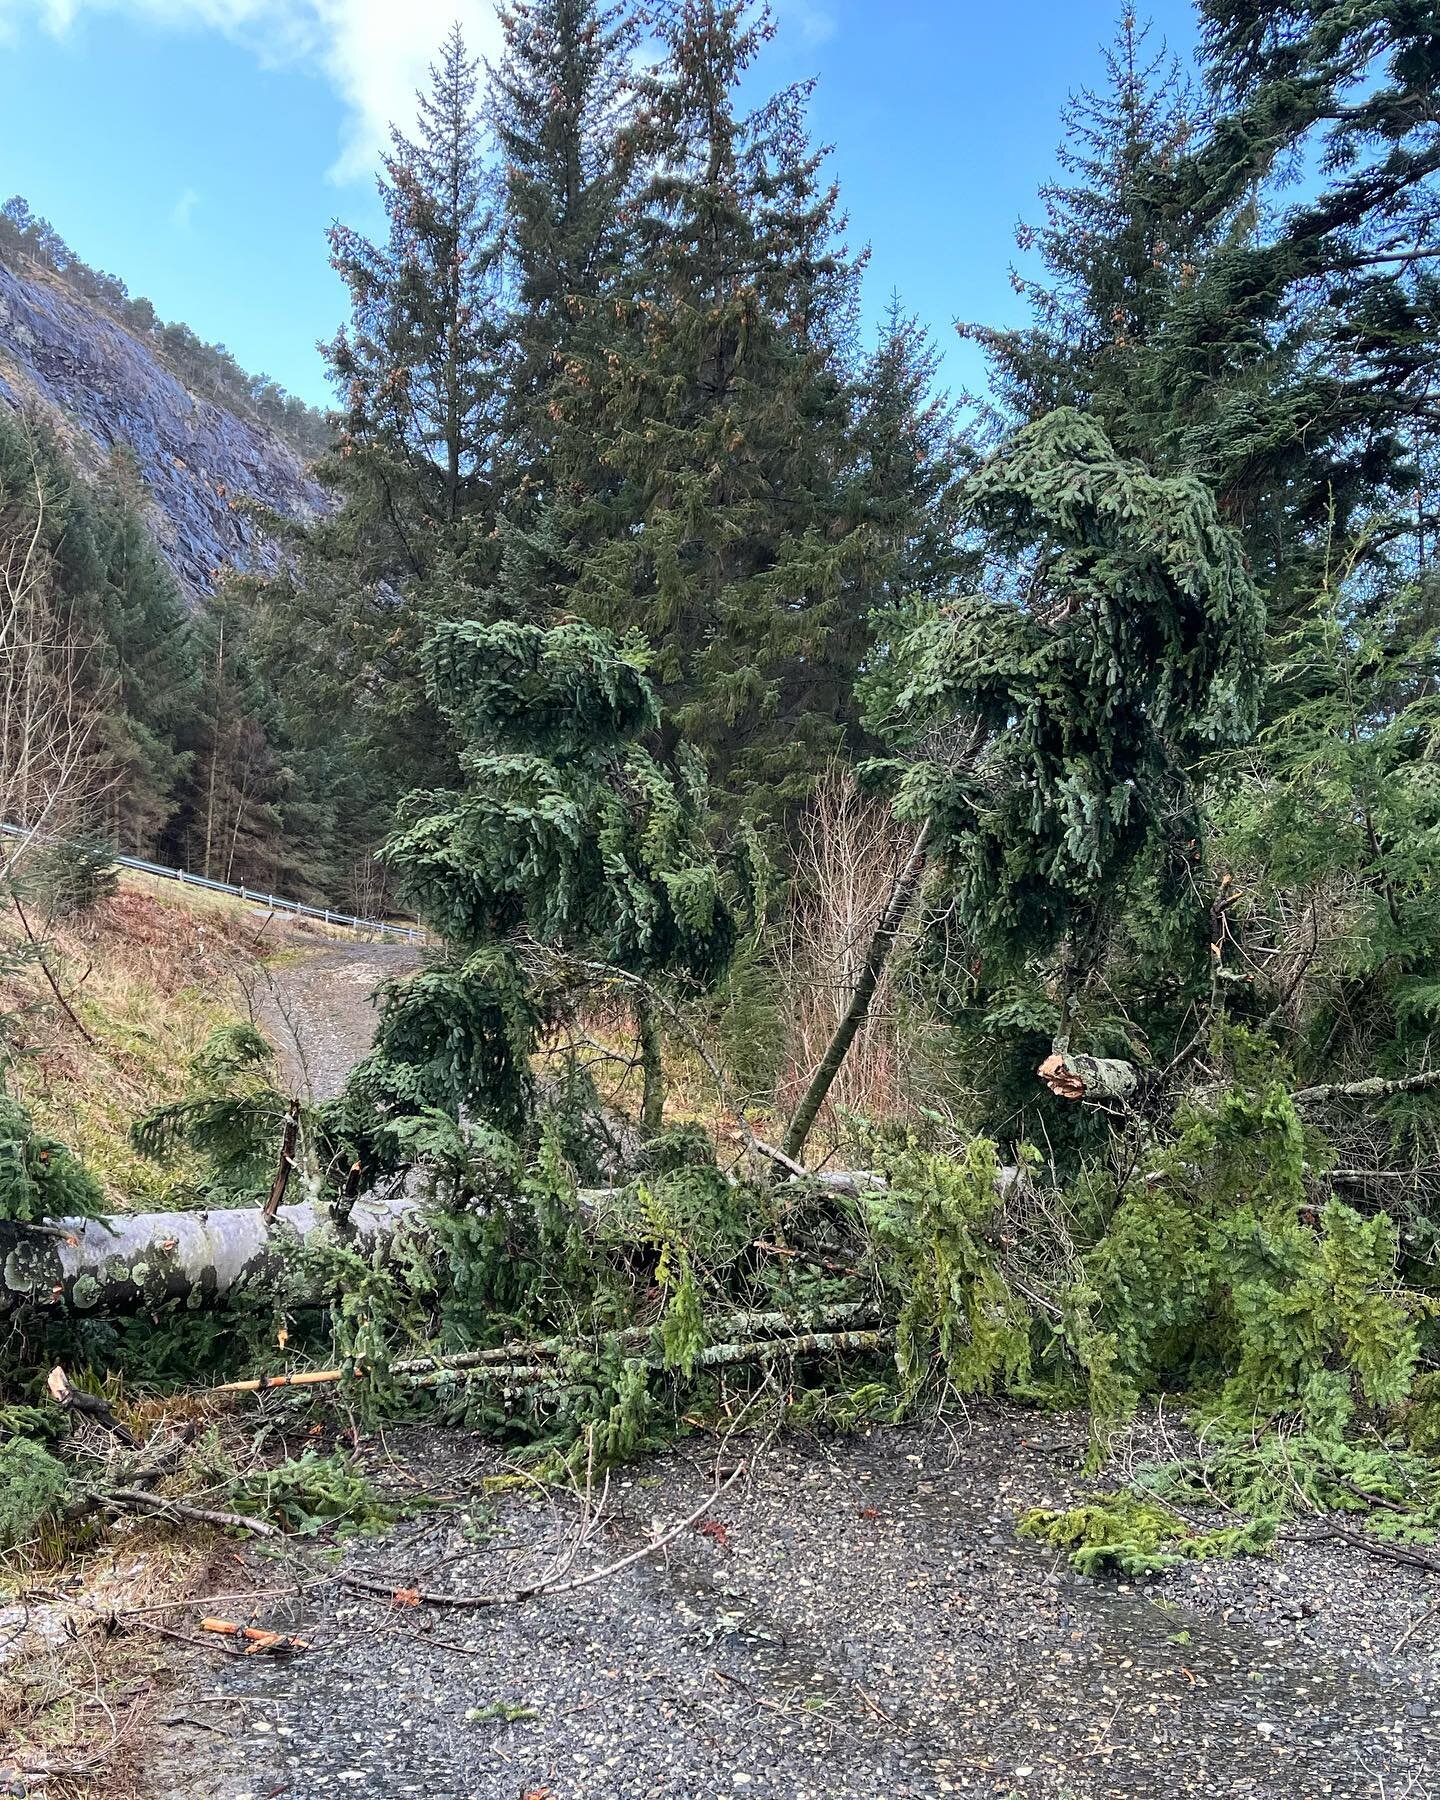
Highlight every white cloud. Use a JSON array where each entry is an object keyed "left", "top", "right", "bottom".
[
  {"left": 3, "top": 0, "right": 505, "bottom": 184},
  {"left": 3, "top": 0, "right": 838, "bottom": 182},
  {"left": 783, "top": 0, "right": 835, "bottom": 49},
  {"left": 302, "top": 1, "right": 507, "bottom": 183},
  {"left": 170, "top": 183, "right": 200, "bottom": 227}
]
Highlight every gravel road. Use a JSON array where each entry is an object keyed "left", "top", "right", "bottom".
[
  {"left": 249, "top": 939, "right": 419, "bottom": 1102},
  {"left": 155, "top": 1409, "right": 1439, "bottom": 1800}
]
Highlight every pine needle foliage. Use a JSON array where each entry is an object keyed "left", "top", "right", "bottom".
[
  {"left": 871, "top": 407, "right": 1263, "bottom": 969},
  {"left": 0, "top": 1435, "right": 74, "bottom": 1553},
  {"left": 130, "top": 1022, "right": 296, "bottom": 1206},
  {"left": 1065, "top": 1050, "right": 1425, "bottom": 1450},
  {"left": 0, "top": 1089, "right": 105, "bottom": 1223},
  {"left": 343, "top": 618, "right": 735, "bottom": 1158},
  {"left": 1019, "top": 1489, "right": 1277, "bottom": 1577},
  {"left": 866, "top": 1137, "right": 1032, "bottom": 1399}
]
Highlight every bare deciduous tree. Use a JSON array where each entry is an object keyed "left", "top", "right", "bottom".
[
  {"left": 775, "top": 764, "right": 915, "bottom": 1148},
  {"left": 0, "top": 424, "right": 116, "bottom": 884}
]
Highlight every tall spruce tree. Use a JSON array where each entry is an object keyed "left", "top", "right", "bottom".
[
  {"left": 786, "top": 409, "right": 1266, "bottom": 1161},
  {"left": 560, "top": 0, "right": 873, "bottom": 817},
  {"left": 851, "top": 296, "right": 971, "bottom": 615},
  {"left": 88, "top": 451, "right": 201, "bottom": 857},
  {"left": 962, "top": 11, "right": 1210, "bottom": 448},
  {"left": 489, "top": 0, "right": 638, "bottom": 498},
  {"left": 325, "top": 24, "right": 506, "bottom": 571},
  {"left": 250, "top": 26, "right": 509, "bottom": 900},
  {"left": 0, "top": 415, "right": 204, "bottom": 862},
  {"left": 340, "top": 619, "right": 736, "bottom": 1165},
  {"left": 1149, "top": 0, "right": 1440, "bottom": 584}
]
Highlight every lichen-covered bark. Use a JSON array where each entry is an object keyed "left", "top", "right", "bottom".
[
  {"left": 0, "top": 1188, "right": 422, "bottom": 1317},
  {"left": 1037, "top": 1051, "right": 1140, "bottom": 1103}
]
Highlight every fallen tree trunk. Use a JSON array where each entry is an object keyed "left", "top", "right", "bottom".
[
  {"left": 0, "top": 1186, "right": 425, "bottom": 1318},
  {"left": 2, "top": 1171, "right": 893, "bottom": 1320}
]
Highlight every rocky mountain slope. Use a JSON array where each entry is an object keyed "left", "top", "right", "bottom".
[{"left": 0, "top": 249, "right": 327, "bottom": 595}]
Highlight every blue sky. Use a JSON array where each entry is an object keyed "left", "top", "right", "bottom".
[{"left": 0, "top": 0, "right": 1199, "bottom": 411}]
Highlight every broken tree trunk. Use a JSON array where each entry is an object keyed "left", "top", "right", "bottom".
[
  {"left": 263, "top": 1099, "right": 302, "bottom": 1222},
  {"left": 635, "top": 991, "right": 665, "bottom": 1139},
  {"left": 1037, "top": 1048, "right": 1141, "bottom": 1103},
  {"left": 1292, "top": 1068, "right": 1440, "bottom": 1107},
  {"left": 0, "top": 1185, "right": 424, "bottom": 1318}
]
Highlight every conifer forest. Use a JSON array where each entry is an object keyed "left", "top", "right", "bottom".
[{"left": 3, "top": 2, "right": 1440, "bottom": 1794}]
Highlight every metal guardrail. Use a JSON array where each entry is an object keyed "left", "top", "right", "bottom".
[{"left": 0, "top": 823, "right": 425, "bottom": 944}]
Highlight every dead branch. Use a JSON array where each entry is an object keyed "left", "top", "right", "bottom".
[
  {"left": 199, "top": 1618, "right": 310, "bottom": 1653},
  {"left": 1292, "top": 1068, "right": 1440, "bottom": 1107},
  {"left": 10, "top": 888, "right": 95, "bottom": 1043},
  {"left": 343, "top": 1464, "right": 745, "bottom": 1611},
  {"left": 1302, "top": 1522, "right": 1440, "bottom": 1575},
  {"left": 100, "top": 1486, "right": 280, "bottom": 1537},
  {"left": 213, "top": 1303, "right": 881, "bottom": 1395},
  {"left": 46, "top": 1364, "right": 135, "bottom": 1444},
  {"left": 263, "top": 1097, "right": 302, "bottom": 1222}
]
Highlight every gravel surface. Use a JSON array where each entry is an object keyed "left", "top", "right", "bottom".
[
  {"left": 153, "top": 1409, "right": 1440, "bottom": 1800},
  {"left": 249, "top": 940, "right": 418, "bottom": 1102}
]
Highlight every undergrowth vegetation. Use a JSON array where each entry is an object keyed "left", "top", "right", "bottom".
[{"left": 0, "top": 877, "right": 275, "bottom": 1211}]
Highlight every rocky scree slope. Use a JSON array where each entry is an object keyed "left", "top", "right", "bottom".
[{"left": 0, "top": 250, "right": 327, "bottom": 595}]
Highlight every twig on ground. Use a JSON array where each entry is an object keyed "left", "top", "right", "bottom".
[
  {"left": 343, "top": 1464, "right": 745, "bottom": 1612},
  {"left": 101, "top": 1487, "right": 280, "bottom": 1537},
  {"left": 1393, "top": 1600, "right": 1440, "bottom": 1653}
]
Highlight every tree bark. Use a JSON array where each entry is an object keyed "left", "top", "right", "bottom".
[
  {"left": 1, "top": 1178, "right": 634, "bottom": 1320},
  {"left": 0, "top": 1186, "right": 424, "bottom": 1318},
  {"left": 1037, "top": 1049, "right": 1141, "bottom": 1103},
  {"left": 781, "top": 822, "right": 931, "bottom": 1164}
]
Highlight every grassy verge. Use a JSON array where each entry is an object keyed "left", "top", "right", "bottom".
[{"left": 2, "top": 874, "right": 280, "bottom": 1210}]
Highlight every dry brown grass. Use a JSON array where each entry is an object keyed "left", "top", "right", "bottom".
[
  {"left": 0, "top": 1523, "right": 236, "bottom": 1798},
  {"left": 1, "top": 873, "right": 273, "bottom": 1208}
]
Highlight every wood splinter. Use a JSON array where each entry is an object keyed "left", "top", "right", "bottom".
[
  {"left": 47, "top": 1365, "right": 137, "bottom": 1446},
  {"left": 199, "top": 1618, "right": 310, "bottom": 1654}
]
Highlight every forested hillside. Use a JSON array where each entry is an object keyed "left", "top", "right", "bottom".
[
  {"left": 0, "top": 202, "right": 342, "bottom": 895},
  {"left": 5, "top": 4, "right": 1440, "bottom": 1777}
]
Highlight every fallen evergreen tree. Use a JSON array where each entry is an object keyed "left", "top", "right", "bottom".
[{"left": 0, "top": 1187, "right": 422, "bottom": 1318}]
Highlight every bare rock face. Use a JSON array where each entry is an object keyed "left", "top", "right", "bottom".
[{"left": 0, "top": 256, "right": 327, "bottom": 596}]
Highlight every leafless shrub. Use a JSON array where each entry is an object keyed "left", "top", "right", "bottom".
[{"left": 774, "top": 764, "right": 913, "bottom": 1138}]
